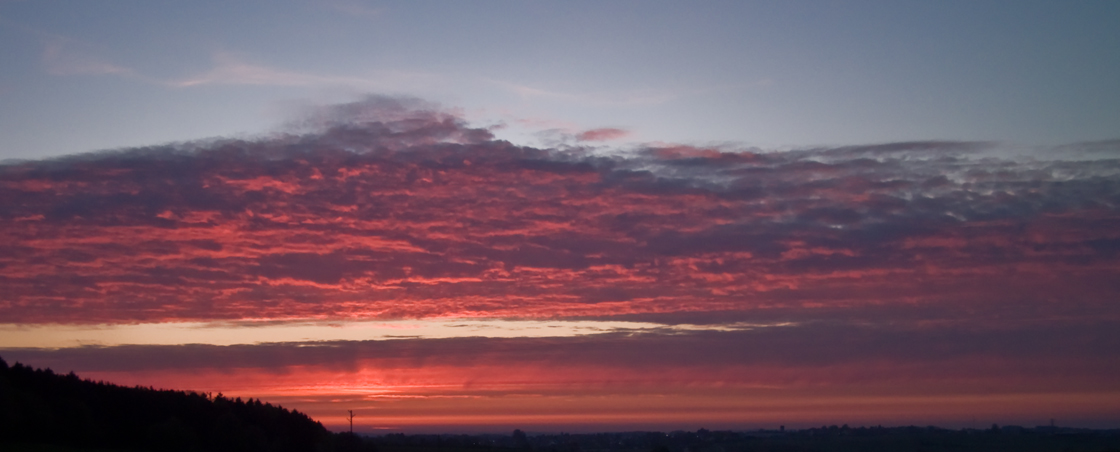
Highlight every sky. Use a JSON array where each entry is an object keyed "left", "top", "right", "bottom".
[{"left": 1, "top": 0, "right": 1119, "bottom": 433}]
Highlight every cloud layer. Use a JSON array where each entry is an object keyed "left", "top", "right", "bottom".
[
  {"left": 3, "top": 97, "right": 1117, "bottom": 326},
  {"left": 2, "top": 96, "right": 1119, "bottom": 429}
]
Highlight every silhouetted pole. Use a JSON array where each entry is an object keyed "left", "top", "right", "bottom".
[{"left": 348, "top": 410, "right": 355, "bottom": 434}]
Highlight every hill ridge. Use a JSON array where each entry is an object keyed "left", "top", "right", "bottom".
[{"left": 0, "top": 356, "right": 332, "bottom": 452}]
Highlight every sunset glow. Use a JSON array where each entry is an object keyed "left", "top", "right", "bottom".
[
  {"left": 4, "top": 99, "right": 1118, "bottom": 430},
  {"left": 2, "top": 1, "right": 1119, "bottom": 434}
]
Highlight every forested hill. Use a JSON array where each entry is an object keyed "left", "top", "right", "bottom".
[{"left": 0, "top": 356, "right": 333, "bottom": 452}]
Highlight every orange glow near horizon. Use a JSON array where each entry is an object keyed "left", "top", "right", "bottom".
[{"left": 67, "top": 362, "right": 1120, "bottom": 432}]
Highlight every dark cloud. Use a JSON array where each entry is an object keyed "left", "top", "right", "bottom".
[
  {"left": 5, "top": 320, "right": 1118, "bottom": 394},
  {"left": 814, "top": 140, "right": 993, "bottom": 158}
]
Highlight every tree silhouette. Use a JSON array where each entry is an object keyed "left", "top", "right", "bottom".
[{"left": 0, "top": 356, "right": 332, "bottom": 452}]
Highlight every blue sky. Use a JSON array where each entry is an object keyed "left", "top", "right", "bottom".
[{"left": 1, "top": 0, "right": 1118, "bottom": 159}]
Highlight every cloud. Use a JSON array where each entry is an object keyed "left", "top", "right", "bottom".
[
  {"left": 1053, "top": 138, "right": 1120, "bottom": 158},
  {"left": 29, "top": 31, "right": 440, "bottom": 92},
  {"left": 162, "top": 53, "right": 443, "bottom": 91},
  {"left": 2, "top": 100, "right": 1118, "bottom": 429},
  {"left": 576, "top": 128, "right": 629, "bottom": 142},
  {"left": 0, "top": 97, "right": 1118, "bottom": 331},
  {"left": 8, "top": 321, "right": 1118, "bottom": 377},
  {"left": 489, "top": 78, "right": 676, "bottom": 107},
  {"left": 41, "top": 37, "right": 132, "bottom": 76},
  {"left": 0, "top": 318, "right": 773, "bottom": 349},
  {"left": 170, "top": 52, "right": 375, "bottom": 87}
]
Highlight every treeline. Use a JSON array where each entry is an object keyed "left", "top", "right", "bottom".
[{"left": 0, "top": 356, "right": 339, "bottom": 452}]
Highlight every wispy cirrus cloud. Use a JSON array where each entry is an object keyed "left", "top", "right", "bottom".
[
  {"left": 41, "top": 37, "right": 133, "bottom": 77},
  {"left": 488, "top": 78, "right": 676, "bottom": 107},
  {"left": 32, "top": 36, "right": 438, "bottom": 91},
  {"left": 168, "top": 52, "right": 440, "bottom": 89},
  {"left": 2, "top": 20, "right": 135, "bottom": 78}
]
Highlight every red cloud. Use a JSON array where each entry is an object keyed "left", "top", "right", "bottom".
[
  {"left": 5, "top": 99, "right": 1119, "bottom": 430},
  {"left": 575, "top": 128, "right": 629, "bottom": 141},
  {"left": 0, "top": 102, "right": 1118, "bottom": 330}
]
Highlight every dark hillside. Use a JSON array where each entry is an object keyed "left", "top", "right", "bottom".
[{"left": 0, "top": 356, "right": 332, "bottom": 452}]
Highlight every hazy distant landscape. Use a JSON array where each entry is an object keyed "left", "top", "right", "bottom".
[{"left": 4, "top": 358, "right": 1119, "bottom": 452}]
